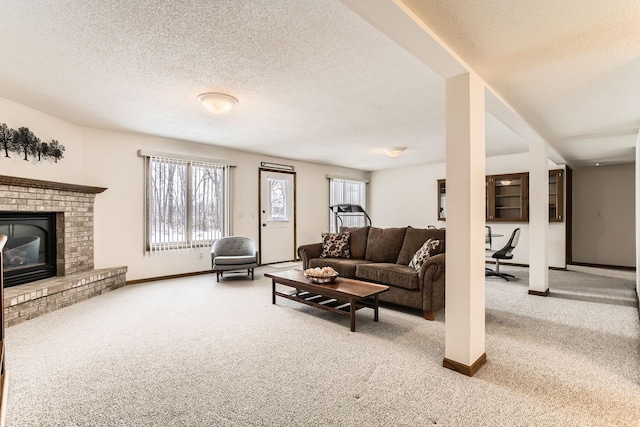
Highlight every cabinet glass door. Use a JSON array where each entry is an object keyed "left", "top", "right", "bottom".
[
  {"left": 549, "top": 169, "right": 564, "bottom": 221},
  {"left": 490, "top": 173, "right": 527, "bottom": 221},
  {"left": 437, "top": 169, "right": 560, "bottom": 224},
  {"left": 437, "top": 179, "right": 446, "bottom": 220}
]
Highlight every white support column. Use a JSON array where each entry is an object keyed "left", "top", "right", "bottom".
[
  {"left": 529, "top": 140, "right": 550, "bottom": 295},
  {"left": 635, "top": 130, "right": 640, "bottom": 298},
  {"left": 444, "top": 72, "right": 486, "bottom": 376}
]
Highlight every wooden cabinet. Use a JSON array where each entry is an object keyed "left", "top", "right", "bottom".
[
  {"left": 437, "top": 170, "right": 563, "bottom": 223},
  {"left": 487, "top": 173, "right": 528, "bottom": 221},
  {"left": 549, "top": 169, "right": 564, "bottom": 222},
  {"left": 437, "top": 179, "right": 446, "bottom": 221}
]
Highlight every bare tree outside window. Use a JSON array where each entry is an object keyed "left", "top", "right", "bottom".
[
  {"left": 149, "top": 160, "right": 188, "bottom": 246},
  {"left": 192, "top": 163, "right": 224, "bottom": 242},
  {"left": 147, "top": 157, "right": 227, "bottom": 250}
]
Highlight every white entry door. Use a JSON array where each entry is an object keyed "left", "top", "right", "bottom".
[{"left": 259, "top": 169, "right": 295, "bottom": 264}]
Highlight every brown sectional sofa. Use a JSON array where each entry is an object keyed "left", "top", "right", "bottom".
[{"left": 297, "top": 226, "right": 445, "bottom": 320}]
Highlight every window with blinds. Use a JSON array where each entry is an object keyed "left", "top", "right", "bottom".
[
  {"left": 145, "top": 156, "right": 231, "bottom": 251},
  {"left": 329, "top": 178, "right": 367, "bottom": 232}
]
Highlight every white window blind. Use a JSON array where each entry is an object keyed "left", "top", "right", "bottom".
[
  {"left": 329, "top": 178, "right": 367, "bottom": 232},
  {"left": 144, "top": 155, "right": 232, "bottom": 251}
]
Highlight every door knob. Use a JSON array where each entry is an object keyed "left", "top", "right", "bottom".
[{"left": 262, "top": 223, "right": 266, "bottom": 227}]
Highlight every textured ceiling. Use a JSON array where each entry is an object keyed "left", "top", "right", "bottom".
[
  {"left": 6, "top": 1, "right": 635, "bottom": 170},
  {"left": 402, "top": 0, "right": 640, "bottom": 166},
  {"left": 0, "top": 0, "right": 530, "bottom": 171}
]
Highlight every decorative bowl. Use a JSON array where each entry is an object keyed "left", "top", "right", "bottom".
[
  {"left": 303, "top": 267, "right": 339, "bottom": 284},
  {"left": 304, "top": 272, "right": 338, "bottom": 284}
]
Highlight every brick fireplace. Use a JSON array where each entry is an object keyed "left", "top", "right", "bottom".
[{"left": 0, "top": 175, "right": 127, "bottom": 326}]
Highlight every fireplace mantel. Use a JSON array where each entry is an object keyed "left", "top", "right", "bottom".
[{"left": 0, "top": 175, "right": 107, "bottom": 194}]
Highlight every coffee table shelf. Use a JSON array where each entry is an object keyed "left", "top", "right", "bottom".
[
  {"left": 279, "top": 289, "right": 366, "bottom": 313},
  {"left": 266, "top": 269, "right": 389, "bottom": 332}
]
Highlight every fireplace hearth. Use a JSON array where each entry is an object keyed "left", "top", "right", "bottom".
[
  {"left": 0, "top": 212, "right": 57, "bottom": 287},
  {"left": 0, "top": 175, "right": 127, "bottom": 327}
]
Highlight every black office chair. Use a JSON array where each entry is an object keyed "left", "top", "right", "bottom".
[
  {"left": 485, "top": 225, "right": 492, "bottom": 251},
  {"left": 485, "top": 228, "right": 520, "bottom": 281},
  {"left": 485, "top": 225, "right": 493, "bottom": 272}
]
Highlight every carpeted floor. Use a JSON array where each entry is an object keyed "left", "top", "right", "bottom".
[
  {"left": 264, "top": 261, "right": 302, "bottom": 269},
  {"left": 5, "top": 266, "right": 640, "bottom": 426}
]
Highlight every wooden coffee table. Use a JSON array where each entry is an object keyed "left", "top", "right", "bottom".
[{"left": 265, "top": 269, "right": 389, "bottom": 332}]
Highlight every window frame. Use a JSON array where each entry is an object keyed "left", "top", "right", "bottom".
[
  {"left": 328, "top": 177, "right": 368, "bottom": 232},
  {"left": 145, "top": 156, "right": 230, "bottom": 251}
]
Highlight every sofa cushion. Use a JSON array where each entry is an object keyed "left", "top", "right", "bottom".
[
  {"left": 396, "top": 226, "right": 446, "bottom": 265},
  {"left": 355, "top": 263, "right": 419, "bottom": 290},
  {"left": 408, "top": 238, "right": 440, "bottom": 271},
  {"left": 309, "top": 258, "right": 371, "bottom": 278},
  {"left": 364, "top": 227, "right": 407, "bottom": 263},
  {"left": 339, "top": 226, "right": 369, "bottom": 259},
  {"left": 320, "top": 232, "right": 351, "bottom": 258}
]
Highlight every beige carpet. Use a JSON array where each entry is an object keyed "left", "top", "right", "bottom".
[
  {"left": 5, "top": 266, "right": 640, "bottom": 426},
  {"left": 264, "top": 261, "right": 302, "bottom": 269}
]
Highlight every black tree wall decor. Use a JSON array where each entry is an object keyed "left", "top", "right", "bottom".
[
  {"left": 0, "top": 122, "right": 66, "bottom": 163},
  {"left": 0, "top": 123, "right": 14, "bottom": 158}
]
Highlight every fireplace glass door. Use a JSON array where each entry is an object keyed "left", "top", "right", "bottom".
[{"left": 0, "top": 213, "right": 57, "bottom": 287}]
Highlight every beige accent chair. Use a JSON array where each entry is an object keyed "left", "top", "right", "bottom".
[{"left": 211, "top": 237, "right": 258, "bottom": 282}]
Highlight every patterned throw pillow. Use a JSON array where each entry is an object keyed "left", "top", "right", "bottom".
[
  {"left": 320, "top": 232, "right": 351, "bottom": 258},
  {"left": 408, "top": 238, "right": 440, "bottom": 272}
]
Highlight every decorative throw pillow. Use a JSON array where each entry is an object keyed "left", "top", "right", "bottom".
[
  {"left": 320, "top": 232, "right": 351, "bottom": 258},
  {"left": 408, "top": 238, "right": 440, "bottom": 271}
]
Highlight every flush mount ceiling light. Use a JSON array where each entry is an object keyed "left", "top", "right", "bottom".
[
  {"left": 383, "top": 147, "right": 406, "bottom": 158},
  {"left": 197, "top": 92, "right": 238, "bottom": 114}
]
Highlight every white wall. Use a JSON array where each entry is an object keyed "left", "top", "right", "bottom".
[
  {"left": 573, "top": 163, "right": 635, "bottom": 267},
  {"left": 1, "top": 96, "right": 369, "bottom": 280},
  {"left": 370, "top": 153, "right": 567, "bottom": 268},
  {"left": 0, "top": 97, "right": 84, "bottom": 183}
]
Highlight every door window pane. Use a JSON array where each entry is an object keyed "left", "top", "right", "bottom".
[{"left": 268, "top": 178, "right": 288, "bottom": 221}]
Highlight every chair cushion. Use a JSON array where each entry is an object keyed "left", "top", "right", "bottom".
[
  {"left": 408, "top": 238, "right": 440, "bottom": 271},
  {"left": 213, "top": 263, "right": 257, "bottom": 271},
  {"left": 309, "top": 258, "right": 370, "bottom": 278},
  {"left": 214, "top": 255, "right": 257, "bottom": 265},
  {"left": 396, "top": 226, "right": 445, "bottom": 265},
  {"left": 320, "top": 232, "right": 351, "bottom": 258},
  {"left": 339, "top": 226, "right": 369, "bottom": 259},
  {"left": 364, "top": 227, "right": 406, "bottom": 263},
  {"left": 355, "top": 263, "right": 419, "bottom": 290}
]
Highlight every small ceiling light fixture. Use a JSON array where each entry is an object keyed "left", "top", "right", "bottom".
[
  {"left": 383, "top": 147, "right": 406, "bottom": 158},
  {"left": 197, "top": 92, "right": 238, "bottom": 114}
]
